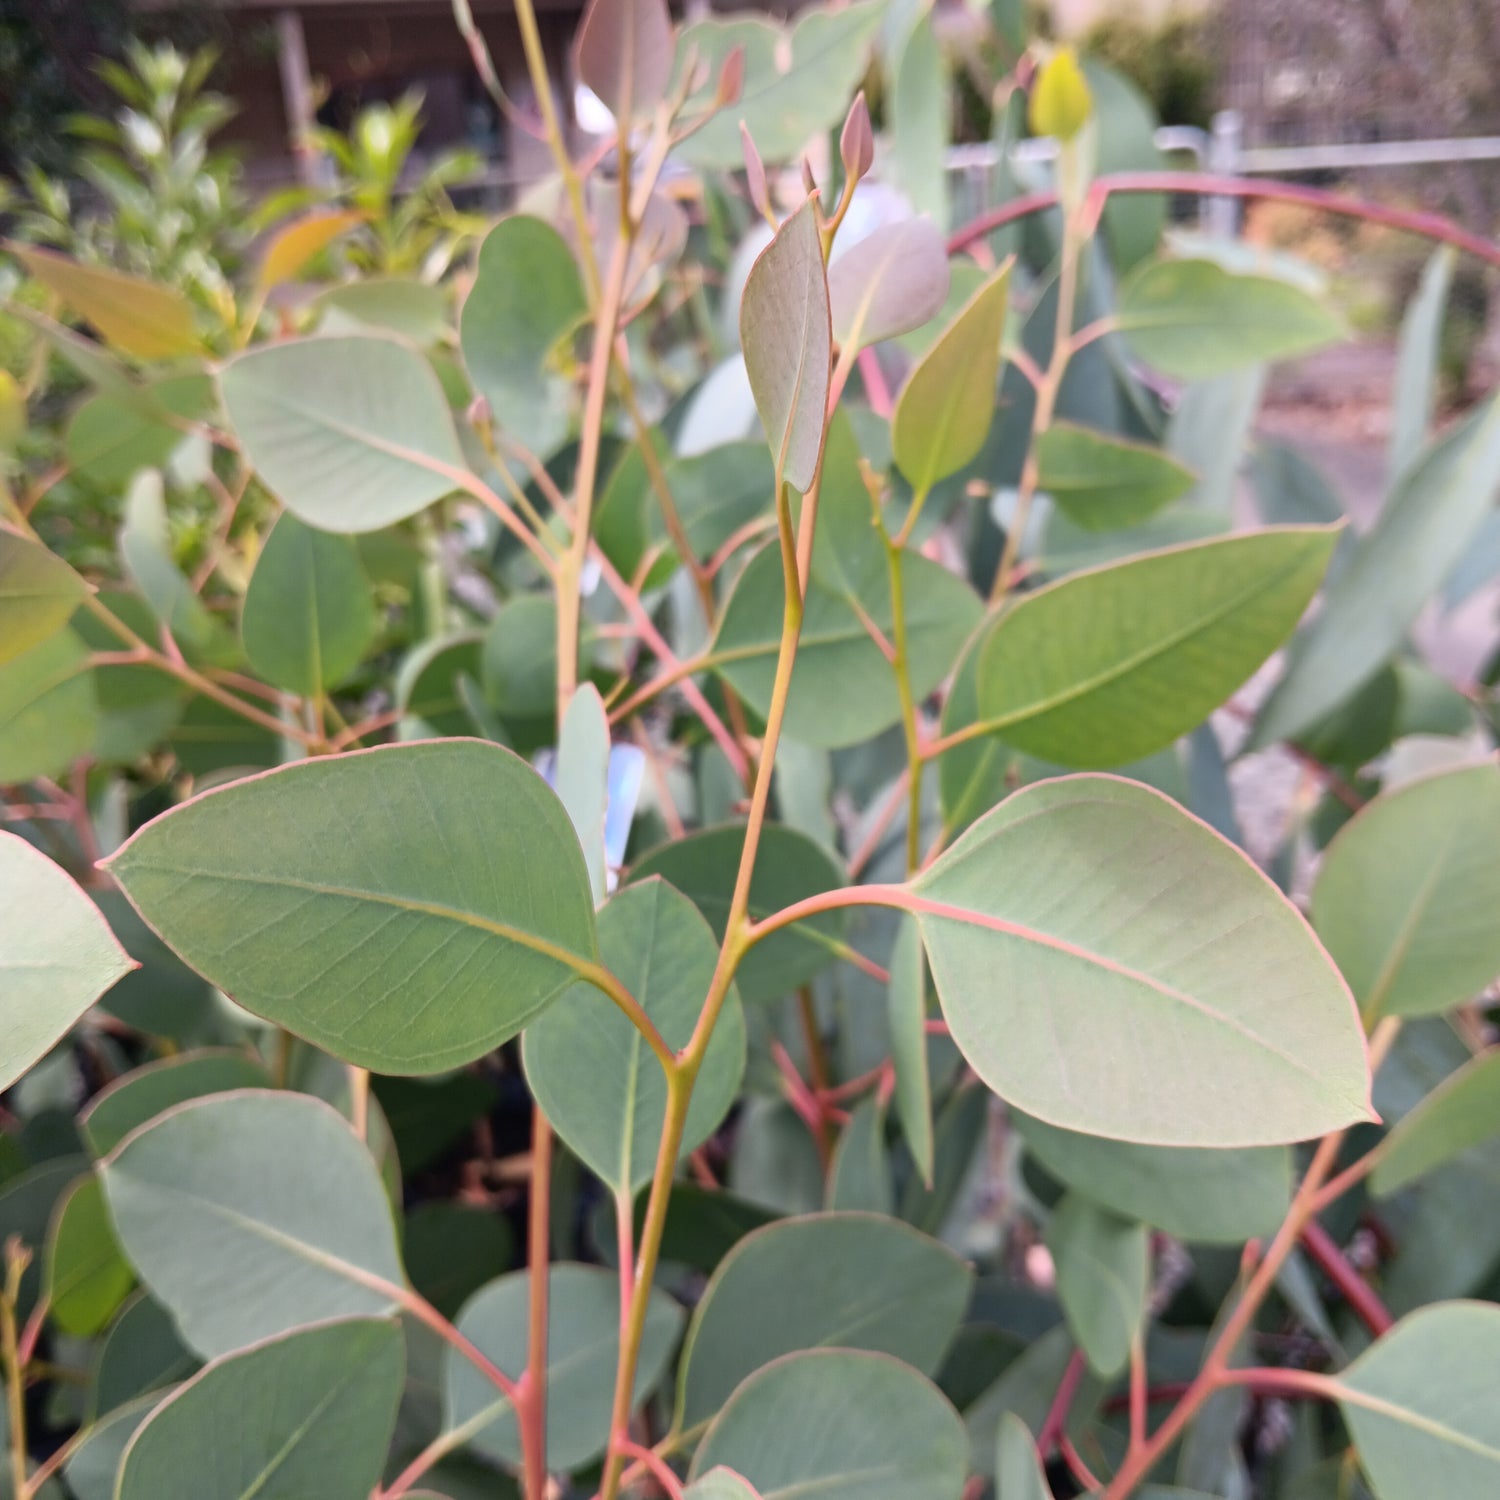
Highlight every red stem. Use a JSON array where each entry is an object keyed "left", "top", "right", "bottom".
[
  {"left": 948, "top": 172, "right": 1500, "bottom": 274},
  {"left": 1300, "top": 1220, "right": 1394, "bottom": 1336},
  {"left": 1036, "top": 1349, "right": 1087, "bottom": 1456}
]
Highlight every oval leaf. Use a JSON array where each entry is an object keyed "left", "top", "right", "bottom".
[
  {"left": 1373, "top": 1048, "right": 1500, "bottom": 1198},
  {"left": 1036, "top": 422, "right": 1196, "bottom": 532},
  {"left": 1312, "top": 762, "right": 1500, "bottom": 1022},
  {"left": 677, "top": 1211, "right": 971, "bottom": 1430},
  {"left": 968, "top": 527, "right": 1338, "bottom": 768},
  {"left": 221, "top": 335, "right": 467, "bottom": 533},
  {"left": 99, "top": 1090, "right": 404, "bottom": 1358},
  {"left": 116, "top": 1318, "right": 404, "bottom": 1500},
  {"left": 445, "top": 1263, "right": 683, "bottom": 1471},
  {"left": 893, "top": 262, "right": 1010, "bottom": 495},
  {"left": 0, "top": 831, "right": 134, "bottom": 1092},
  {"left": 524, "top": 880, "right": 746, "bottom": 1192},
  {"left": 0, "top": 527, "right": 89, "bottom": 667},
  {"left": 740, "top": 200, "right": 830, "bottom": 492},
  {"left": 241, "top": 511, "right": 378, "bottom": 697},
  {"left": 102, "top": 740, "right": 599, "bottom": 1074},
  {"left": 80, "top": 1049, "right": 270, "bottom": 1158},
  {"left": 691, "top": 1348, "right": 967, "bottom": 1500},
  {"left": 575, "top": 0, "right": 674, "bottom": 120},
  {"left": 0, "top": 628, "right": 98, "bottom": 782},
  {"left": 1117, "top": 257, "right": 1345, "bottom": 380},
  {"left": 1046, "top": 1193, "right": 1147, "bottom": 1378},
  {"left": 1337, "top": 1301, "right": 1500, "bottom": 1500},
  {"left": 45, "top": 1175, "right": 135, "bottom": 1337},
  {"left": 910, "top": 775, "right": 1371, "bottom": 1146},
  {"left": 997, "top": 1411, "right": 1053, "bottom": 1500}
]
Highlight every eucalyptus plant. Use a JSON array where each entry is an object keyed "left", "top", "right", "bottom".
[{"left": 3, "top": 2, "right": 1500, "bottom": 1499}]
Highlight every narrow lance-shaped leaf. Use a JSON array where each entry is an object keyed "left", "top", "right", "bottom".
[
  {"left": 1311, "top": 762, "right": 1500, "bottom": 1022},
  {"left": 0, "top": 527, "right": 89, "bottom": 667},
  {"left": 553, "top": 682, "right": 611, "bottom": 906},
  {"left": 996, "top": 1412, "right": 1054, "bottom": 1499},
  {"left": 116, "top": 1318, "right": 405, "bottom": 1500},
  {"left": 909, "top": 775, "right": 1372, "bottom": 1146},
  {"left": 575, "top": 0, "right": 675, "bottom": 121},
  {"left": 99, "top": 1090, "right": 404, "bottom": 1358},
  {"left": 0, "top": 830, "right": 135, "bottom": 1091},
  {"left": 221, "top": 334, "right": 468, "bottom": 533},
  {"left": 887, "top": 913, "right": 935, "bottom": 1184},
  {"left": 256, "top": 208, "right": 368, "bottom": 292},
  {"left": 1116, "top": 257, "right": 1345, "bottom": 380},
  {"left": 968, "top": 527, "right": 1337, "bottom": 769},
  {"left": 1373, "top": 1048, "right": 1500, "bottom": 1198},
  {"left": 828, "top": 217, "right": 950, "bottom": 354},
  {"left": 1389, "top": 246, "right": 1455, "bottom": 485},
  {"left": 240, "top": 511, "right": 378, "bottom": 697},
  {"left": 8, "top": 242, "right": 201, "bottom": 360},
  {"left": 740, "top": 199, "right": 830, "bottom": 492},
  {"left": 1252, "top": 393, "right": 1500, "bottom": 746},
  {"left": 103, "top": 740, "right": 599, "bottom": 1074},
  {"left": 892, "top": 262, "right": 1010, "bottom": 495}
]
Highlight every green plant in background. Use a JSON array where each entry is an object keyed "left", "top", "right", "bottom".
[
  {"left": 8, "top": 40, "right": 245, "bottom": 318},
  {"left": 3, "top": 2, "right": 1500, "bottom": 1499}
]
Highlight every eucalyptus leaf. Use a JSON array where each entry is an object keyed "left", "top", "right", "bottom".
[
  {"left": 1036, "top": 422, "right": 1196, "bottom": 532},
  {"left": 575, "top": 0, "right": 674, "bottom": 121},
  {"left": 829, "top": 219, "right": 950, "bottom": 353},
  {"left": 99, "top": 1090, "right": 404, "bottom": 1358},
  {"left": 888, "top": 912, "right": 935, "bottom": 1184},
  {"left": 911, "top": 775, "right": 1371, "bottom": 1145},
  {"left": 45, "top": 1174, "right": 134, "bottom": 1337},
  {"left": 0, "top": 628, "right": 98, "bottom": 782},
  {"left": 80, "top": 1050, "right": 270, "bottom": 1157},
  {"left": 1045, "top": 1193, "right": 1147, "bottom": 1377},
  {"left": 0, "top": 526, "right": 90, "bottom": 666},
  {"left": 104, "top": 740, "right": 599, "bottom": 1073}
]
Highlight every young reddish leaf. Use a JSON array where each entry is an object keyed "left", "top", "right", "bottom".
[
  {"left": 739, "top": 199, "right": 831, "bottom": 492},
  {"left": 575, "top": 0, "right": 675, "bottom": 122},
  {"left": 839, "top": 91, "right": 874, "bottom": 184},
  {"left": 829, "top": 217, "right": 950, "bottom": 354}
]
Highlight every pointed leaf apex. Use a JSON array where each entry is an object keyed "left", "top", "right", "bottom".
[{"left": 840, "top": 92, "right": 874, "bottom": 184}]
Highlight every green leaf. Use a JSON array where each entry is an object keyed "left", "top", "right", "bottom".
[
  {"left": 1015, "top": 1112, "right": 1290, "bottom": 1244},
  {"left": 0, "top": 629, "right": 97, "bottom": 782},
  {"left": 1046, "top": 1193, "right": 1146, "bottom": 1377},
  {"left": 554, "top": 683, "right": 610, "bottom": 905},
  {"left": 9, "top": 243, "right": 200, "bottom": 360},
  {"left": 715, "top": 416, "right": 981, "bottom": 749},
  {"left": 1374, "top": 1048, "right": 1500, "bottom": 1198},
  {"left": 45, "top": 1175, "right": 134, "bottom": 1337},
  {"left": 575, "top": 0, "right": 674, "bottom": 120},
  {"left": 240, "top": 512, "right": 377, "bottom": 697},
  {"left": 996, "top": 1412, "right": 1052, "bottom": 1499},
  {"left": 829, "top": 219, "right": 950, "bottom": 354},
  {"left": 80, "top": 1050, "right": 270, "bottom": 1157},
  {"left": 911, "top": 775, "right": 1371, "bottom": 1146},
  {"left": 691, "top": 1348, "right": 967, "bottom": 1500},
  {"left": 889, "top": 19, "right": 949, "bottom": 230},
  {"left": 103, "top": 740, "right": 599, "bottom": 1073},
  {"left": 1036, "top": 422, "right": 1196, "bottom": 532},
  {"left": 1337, "top": 1301, "right": 1500, "bottom": 1500},
  {"left": 64, "top": 374, "right": 211, "bottom": 490},
  {"left": 629, "top": 823, "right": 846, "bottom": 1004},
  {"left": 687, "top": 1471, "right": 762, "bottom": 1500},
  {"left": 90, "top": 1292, "right": 197, "bottom": 1417},
  {"left": 1116, "top": 257, "right": 1344, "bottom": 380},
  {"left": 1253, "top": 395, "right": 1500, "bottom": 746},
  {"left": 1389, "top": 247, "right": 1454, "bottom": 485},
  {"left": 66, "top": 1392, "right": 165, "bottom": 1500},
  {"left": 99, "top": 1090, "right": 404, "bottom": 1358},
  {"left": 403, "top": 1204, "right": 514, "bottom": 1320},
  {"left": 827, "top": 1099, "right": 893, "bottom": 1214},
  {"left": 0, "top": 527, "right": 90, "bottom": 666},
  {"left": 318, "top": 278, "right": 451, "bottom": 344},
  {"left": 1312, "top": 763, "right": 1500, "bottom": 1022},
  {"left": 966, "top": 527, "right": 1337, "bottom": 768},
  {"left": 524, "top": 880, "right": 746, "bottom": 1192},
  {"left": 893, "top": 263, "right": 1009, "bottom": 494},
  {"left": 445, "top": 1263, "right": 683, "bottom": 1470},
  {"left": 677, "top": 1211, "right": 971, "bottom": 1430},
  {"left": 221, "top": 335, "right": 467, "bottom": 533},
  {"left": 0, "top": 831, "right": 134, "bottom": 1092},
  {"left": 116, "top": 1318, "right": 404, "bottom": 1500},
  {"left": 461, "top": 217, "right": 587, "bottom": 459},
  {"left": 740, "top": 200, "right": 830, "bottom": 492},
  {"left": 888, "top": 913, "right": 935, "bottom": 1184},
  {"left": 675, "top": 0, "right": 886, "bottom": 167}
]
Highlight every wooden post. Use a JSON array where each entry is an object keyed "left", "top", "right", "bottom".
[{"left": 275, "top": 8, "right": 325, "bottom": 187}]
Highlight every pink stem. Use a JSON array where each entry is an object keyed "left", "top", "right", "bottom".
[{"left": 1300, "top": 1220, "right": 1394, "bottom": 1336}]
